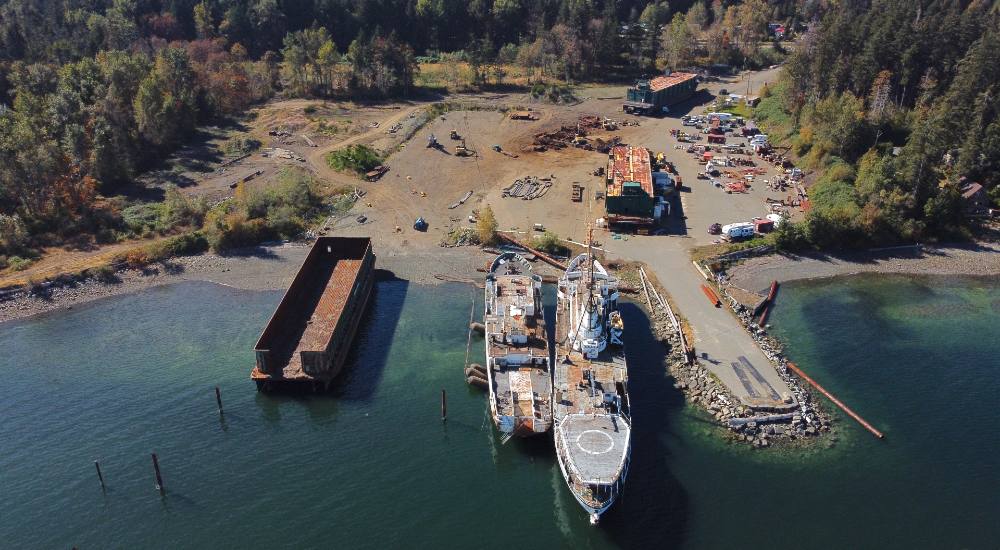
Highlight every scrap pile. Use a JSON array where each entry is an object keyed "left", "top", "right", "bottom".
[
  {"left": 262, "top": 147, "right": 305, "bottom": 162},
  {"left": 532, "top": 125, "right": 577, "bottom": 151},
  {"left": 593, "top": 136, "right": 622, "bottom": 154},
  {"left": 531, "top": 115, "right": 626, "bottom": 152},
  {"left": 502, "top": 176, "right": 553, "bottom": 200}
]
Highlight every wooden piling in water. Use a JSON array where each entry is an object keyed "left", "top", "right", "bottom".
[
  {"left": 441, "top": 389, "right": 447, "bottom": 421},
  {"left": 786, "top": 362, "right": 884, "bottom": 439},
  {"left": 215, "top": 386, "right": 223, "bottom": 414},
  {"left": 151, "top": 453, "right": 165, "bottom": 494},
  {"left": 94, "top": 460, "right": 105, "bottom": 490}
]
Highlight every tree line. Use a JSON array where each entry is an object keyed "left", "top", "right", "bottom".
[
  {"left": 0, "top": 0, "right": 803, "bottom": 268},
  {"left": 758, "top": 0, "right": 999, "bottom": 249}
]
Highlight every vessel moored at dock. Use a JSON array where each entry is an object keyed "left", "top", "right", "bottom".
[
  {"left": 484, "top": 253, "right": 552, "bottom": 438},
  {"left": 553, "top": 235, "right": 631, "bottom": 524},
  {"left": 251, "top": 237, "right": 375, "bottom": 392}
]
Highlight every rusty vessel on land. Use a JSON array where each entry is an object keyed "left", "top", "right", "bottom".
[
  {"left": 484, "top": 253, "right": 552, "bottom": 439},
  {"left": 251, "top": 237, "right": 375, "bottom": 392}
]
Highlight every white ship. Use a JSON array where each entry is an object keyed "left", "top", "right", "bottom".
[
  {"left": 484, "top": 253, "right": 552, "bottom": 439},
  {"left": 552, "top": 238, "right": 631, "bottom": 524}
]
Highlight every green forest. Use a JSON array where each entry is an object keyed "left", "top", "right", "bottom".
[
  {"left": 0, "top": 0, "right": 997, "bottom": 270},
  {"left": 759, "top": 0, "right": 999, "bottom": 248}
]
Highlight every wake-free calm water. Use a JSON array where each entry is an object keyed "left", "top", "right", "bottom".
[{"left": 1, "top": 275, "right": 997, "bottom": 548}]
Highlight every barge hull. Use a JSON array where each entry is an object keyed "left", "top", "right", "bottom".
[{"left": 251, "top": 237, "right": 375, "bottom": 392}]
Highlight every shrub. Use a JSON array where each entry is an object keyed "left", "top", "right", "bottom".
[
  {"left": 121, "top": 203, "right": 164, "bottom": 233},
  {"left": 266, "top": 204, "right": 306, "bottom": 238},
  {"left": 476, "top": 205, "right": 499, "bottom": 245},
  {"left": 325, "top": 144, "right": 383, "bottom": 175},
  {"left": 7, "top": 255, "right": 33, "bottom": 271},
  {"left": 204, "top": 211, "right": 273, "bottom": 251},
  {"left": 155, "top": 232, "right": 209, "bottom": 257},
  {"left": 224, "top": 134, "right": 262, "bottom": 156},
  {"left": 534, "top": 231, "right": 569, "bottom": 255}
]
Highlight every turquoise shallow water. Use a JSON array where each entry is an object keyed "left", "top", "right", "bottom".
[{"left": 1, "top": 275, "right": 998, "bottom": 548}]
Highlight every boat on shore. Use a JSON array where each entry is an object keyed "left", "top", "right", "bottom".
[
  {"left": 552, "top": 237, "right": 631, "bottom": 524},
  {"left": 483, "top": 252, "right": 553, "bottom": 439}
]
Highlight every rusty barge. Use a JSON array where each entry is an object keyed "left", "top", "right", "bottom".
[{"left": 251, "top": 237, "right": 376, "bottom": 392}]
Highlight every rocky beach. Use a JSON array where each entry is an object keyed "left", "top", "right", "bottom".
[
  {"left": 727, "top": 242, "right": 1000, "bottom": 295},
  {"left": 0, "top": 242, "right": 491, "bottom": 324}
]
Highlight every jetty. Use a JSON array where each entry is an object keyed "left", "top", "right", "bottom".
[{"left": 251, "top": 237, "right": 376, "bottom": 392}]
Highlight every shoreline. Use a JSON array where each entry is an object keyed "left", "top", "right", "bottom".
[
  {"left": 726, "top": 242, "right": 1000, "bottom": 296},
  {"left": 0, "top": 243, "right": 492, "bottom": 325}
]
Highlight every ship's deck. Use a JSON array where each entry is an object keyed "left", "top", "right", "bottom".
[
  {"left": 493, "top": 367, "right": 552, "bottom": 423},
  {"left": 553, "top": 273, "right": 630, "bottom": 486},
  {"left": 556, "top": 413, "right": 630, "bottom": 484},
  {"left": 485, "top": 275, "right": 548, "bottom": 360},
  {"left": 486, "top": 270, "right": 551, "bottom": 427}
]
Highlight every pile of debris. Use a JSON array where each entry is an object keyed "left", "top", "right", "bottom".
[
  {"left": 502, "top": 176, "right": 553, "bottom": 200},
  {"left": 532, "top": 125, "right": 576, "bottom": 151},
  {"left": 261, "top": 148, "right": 305, "bottom": 162},
  {"left": 531, "top": 125, "right": 621, "bottom": 153},
  {"left": 593, "top": 136, "right": 622, "bottom": 154}
]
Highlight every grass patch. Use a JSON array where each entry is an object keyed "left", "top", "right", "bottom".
[
  {"left": 753, "top": 80, "right": 795, "bottom": 141},
  {"left": 325, "top": 144, "right": 383, "bottom": 176}
]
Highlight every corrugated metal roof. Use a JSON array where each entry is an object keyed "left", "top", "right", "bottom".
[
  {"left": 607, "top": 146, "right": 653, "bottom": 198},
  {"left": 649, "top": 72, "right": 698, "bottom": 92}
]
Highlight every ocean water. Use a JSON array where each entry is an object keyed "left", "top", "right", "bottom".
[{"left": 1, "top": 275, "right": 997, "bottom": 548}]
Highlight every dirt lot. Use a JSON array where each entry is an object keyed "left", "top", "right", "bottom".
[
  {"left": 2, "top": 66, "right": 789, "bottom": 290},
  {"left": 131, "top": 62, "right": 790, "bottom": 259}
]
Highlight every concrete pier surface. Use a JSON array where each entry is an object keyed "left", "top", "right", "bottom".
[{"left": 607, "top": 236, "right": 796, "bottom": 411}]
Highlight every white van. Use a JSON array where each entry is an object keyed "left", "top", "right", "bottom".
[
  {"left": 721, "top": 222, "right": 755, "bottom": 240},
  {"left": 749, "top": 134, "right": 769, "bottom": 144},
  {"left": 706, "top": 112, "right": 733, "bottom": 122}
]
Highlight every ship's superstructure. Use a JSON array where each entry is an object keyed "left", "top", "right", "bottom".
[
  {"left": 553, "top": 241, "right": 631, "bottom": 524},
  {"left": 484, "top": 253, "right": 552, "bottom": 438}
]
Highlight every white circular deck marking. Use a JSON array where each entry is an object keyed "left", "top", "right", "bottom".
[{"left": 576, "top": 430, "right": 615, "bottom": 455}]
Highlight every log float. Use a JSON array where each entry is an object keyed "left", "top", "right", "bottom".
[
  {"left": 700, "top": 284, "right": 721, "bottom": 307},
  {"left": 756, "top": 281, "right": 779, "bottom": 327},
  {"left": 766, "top": 280, "right": 779, "bottom": 302},
  {"left": 785, "top": 361, "right": 885, "bottom": 440}
]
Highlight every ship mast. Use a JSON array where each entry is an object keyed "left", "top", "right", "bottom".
[{"left": 585, "top": 225, "right": 599, "bottom": 327}]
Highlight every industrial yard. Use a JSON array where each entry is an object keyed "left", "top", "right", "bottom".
[{"left": 134, "top": 65, "right": 793, "bottom": 258}]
